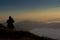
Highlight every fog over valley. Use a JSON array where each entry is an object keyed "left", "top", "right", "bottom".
[{"left": 1, "top": 20, "right": 60, "bottom": 40}]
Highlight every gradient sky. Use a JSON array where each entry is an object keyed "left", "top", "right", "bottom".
[{"left": 1, "top": 0, "right": 60, "bottom": 22}]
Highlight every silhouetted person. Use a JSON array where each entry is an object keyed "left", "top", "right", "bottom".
[{"left": 7, "top": 16, "right": 15, "bottom": 29}]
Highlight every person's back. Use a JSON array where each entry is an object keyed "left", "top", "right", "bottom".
[{"left": 7, "top": 16, "right": 14, "bottom": 29}]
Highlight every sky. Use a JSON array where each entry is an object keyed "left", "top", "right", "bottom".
[{"left": 1, "top": 0, "right": 60, "bottom": 22}]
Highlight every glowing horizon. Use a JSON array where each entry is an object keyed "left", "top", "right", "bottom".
[{"left": 1, "top": 0, "right": 60, "bottom": 22}]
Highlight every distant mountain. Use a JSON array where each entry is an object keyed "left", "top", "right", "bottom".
[{"left": 47, "top": 18, "right": 60, "bottom": 23}]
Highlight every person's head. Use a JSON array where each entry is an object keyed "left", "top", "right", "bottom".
[{"left": 9, "top": 16, "right": 12, "bottom": 19}]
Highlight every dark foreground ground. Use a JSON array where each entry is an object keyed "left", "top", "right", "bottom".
[
  {"left": 0, "top": 24, "right": 57, "bottom": 40},
  {"left": 0, "top": 29, "right": 56, "bottom": 40}
]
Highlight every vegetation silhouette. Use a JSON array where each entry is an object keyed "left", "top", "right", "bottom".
[{"left": 6, "top": 16, "right": 15, "bottom": 29}]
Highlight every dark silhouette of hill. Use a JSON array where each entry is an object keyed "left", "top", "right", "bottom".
[
  {"left": 0, "top": 24, "right": 7, "bottom": 30},
  {"left": 0, "top": 24, "right": 6, "bottom": 28},
  {"left": 0, "top": 30, "right": 56, "bottom": 40},
  {"left": 0, "top": 24, "right": 56, "bottom": 40}
]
